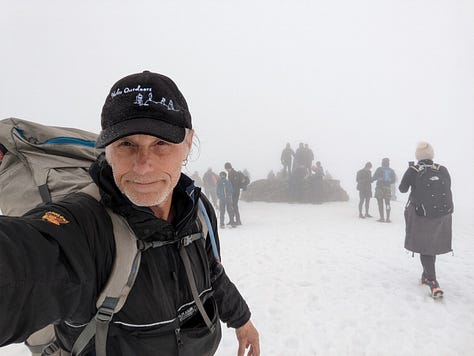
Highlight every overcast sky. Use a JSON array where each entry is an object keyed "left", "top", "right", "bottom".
[{"left": 1, "top": 0, "right": 473, "bottom": 202}]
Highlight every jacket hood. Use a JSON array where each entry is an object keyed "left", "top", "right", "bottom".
[{"left": 89, "top": 153, "right": 200, "bottom": 240}]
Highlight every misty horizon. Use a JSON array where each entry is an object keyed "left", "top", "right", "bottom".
[{"left": 1, "top": 1, "right": 472, "bottom": 203}]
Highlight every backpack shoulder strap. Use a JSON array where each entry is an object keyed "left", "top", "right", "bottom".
[
  {"left": 197, "top": 198, "right": 220, "bottom": 262},
  {"left": 95, "top": 209, "right": 141, "bottom": 311},
  {"left": 72, "top": 184, "right": 141, "bottom": 356},
  {"left": 176, "top": 197, "right": 220, "bottom": 334},
  {"left": 197, "top": 201, "right": 209, "bottom": 239}
]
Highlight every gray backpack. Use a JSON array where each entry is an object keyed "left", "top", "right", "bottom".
[{"left": 0, "top": 118, "right": 218, "bottom": 356}]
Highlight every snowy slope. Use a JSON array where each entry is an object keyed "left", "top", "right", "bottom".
[{"left": 1, "top": 198, "right": 473, "bottom": 356}]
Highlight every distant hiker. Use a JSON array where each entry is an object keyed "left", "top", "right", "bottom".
[
  {"left": 399, "top": 142, "right": 453, "bottom": 299},
  {"left": 216, "top": 171, "right": 235, "bottom": 228},
  {"left": 304, "top": 143, "right": 314, "bottom": 176},
  {"left": 0, "top": 71, "right": 259, "bottom": 355},
  {"left": 191, "top": 170, "right": 204, "bottom": 187},
  {"left": 313, "top": 161, "right": 325, "bottom": 180},
  {"left": 356, "top": 162, "right": 373, "bottom": 218},
  {"left": 224, "top": 162, "right": 245, "bottom": 225},
  {"left": 267, "top": 170, "right": 276, "bottom": 180},
  {"left": 203, "top": 167, "right": 219, "bottom": 208},
  {"left": 293, "top": 143, "right": 306, "bottom": 175},
  {"left": 280, "top": 143, "right": 294, "bottom": 178},
  {"left": 372, "top": 157, "right": 396, "bottom": 222},
  {"left": 310, "top": 161, "right": 325, "bottom": 203}
]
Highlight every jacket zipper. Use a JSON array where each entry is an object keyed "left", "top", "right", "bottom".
[{"left": 175, "top": 328, "right": 183, "bottom": 348}]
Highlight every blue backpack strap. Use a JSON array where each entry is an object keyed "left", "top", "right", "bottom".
[{"left": 197, "top": 198, "right": 220, "bottom": 263}]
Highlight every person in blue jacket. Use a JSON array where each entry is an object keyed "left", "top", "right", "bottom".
[
  {"left": 216, "top": 171, "right": 235, "bottom": 228},
  {"left": 372, "top": 157, "right": 396, "bottom": 222}
]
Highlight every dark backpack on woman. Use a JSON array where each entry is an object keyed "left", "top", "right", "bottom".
[{"left": 410, "top": 163, "right": 453, "bottom": 217}]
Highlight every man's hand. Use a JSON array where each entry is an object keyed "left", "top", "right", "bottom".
[{"left": 235, "top": 320, "right": 260, "bottom": 356}]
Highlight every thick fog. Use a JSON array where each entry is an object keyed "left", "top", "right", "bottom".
[{"left": 1, "top": 0, "right": 473, "bottom": 205}]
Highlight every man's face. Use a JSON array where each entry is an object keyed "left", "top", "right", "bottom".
[{"left": 106, "top": 132, "right": 193, "bottom": 208}]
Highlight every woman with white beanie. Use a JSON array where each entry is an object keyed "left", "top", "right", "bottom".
[{"left": 399, "top": 142, "right": 453, "bottom": 298}]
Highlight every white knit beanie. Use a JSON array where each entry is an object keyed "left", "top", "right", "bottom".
[{"left": 415, "top": 141, "right": 434, "bottom": 161}]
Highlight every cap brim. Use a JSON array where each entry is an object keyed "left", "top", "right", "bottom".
[{"left": 96, "top": 117, "right": 186, "bottom": 148}]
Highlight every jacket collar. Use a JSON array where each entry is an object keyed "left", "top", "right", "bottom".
[{"left": 417, "top": 159, "right": 434, "bottom": 166}]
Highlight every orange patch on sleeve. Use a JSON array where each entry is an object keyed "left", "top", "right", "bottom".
[{"left": 41, "top": 211, "right": 69, "bottom": 225}]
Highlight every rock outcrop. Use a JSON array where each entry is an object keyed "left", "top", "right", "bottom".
[{"left": 241, "top": 176, "right": 349, "bottom": 204}]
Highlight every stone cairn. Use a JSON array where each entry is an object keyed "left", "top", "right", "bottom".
[{"left": 241, "top": 175, "right": 349, "bottom": 204}]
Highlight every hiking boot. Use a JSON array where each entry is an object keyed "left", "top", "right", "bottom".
[
  {"left": 385, "top": 218, "right": 391, "bottom": 223},
  {"left": 365, "top": 213, "right": 372, "bottom": 218},
  {"left": 235, "top": 220, "right": 242, "bottom": 226},
  {"left": 423, "top": 278, "right": 444, "bottom": 298},
  {"left": 377, "top": 218, "right": 385, "bottom": 222},
  {"left": 359, "top": 213, "right": 365, "bottom": 219}
]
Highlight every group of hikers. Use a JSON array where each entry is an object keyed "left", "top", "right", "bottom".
[
  {"left": 0, "top": 70, "right": 454, "bottom": 356},
  {"left": 280, "top": 142, "right": 325, "bottom": 179},
  {"left": 356, "top": 143, "right": 453, "bottom": 298},
  {"left": 356, "top": 158, "right": 397, "bottom": 222},
  {"left": 278, "top": 142, "right": 326, "bottom": 202},
  {"left": 279, "top": 141, "right": 453, "bottom": 299},
  {"left": 190, "top": 164, "right": 249, "bottom": 229}
]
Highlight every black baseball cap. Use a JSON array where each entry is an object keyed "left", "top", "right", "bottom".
[{"left": 96, "top": 70, "right": 192, "bottom": 148}]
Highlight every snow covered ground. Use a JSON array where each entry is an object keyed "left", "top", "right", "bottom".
[{"left": 1, "top": 197, "right": 473, "bottom": 356}]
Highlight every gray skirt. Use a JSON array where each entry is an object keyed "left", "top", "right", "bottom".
[{"left": 404, "top": 203, "right": 452, "bottom": 255}]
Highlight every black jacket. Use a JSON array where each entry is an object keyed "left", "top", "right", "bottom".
[
  {"left": 280, "top": 147, "right": 294, "bottom": 165},
  {"left": 0, "top": 155, "right": 250, "bottom": 355},
  {"left": 227, "top": 169, "right": 240, "bottom": 193},
  {"left": 356, "top": 168, "right": 372, "bottom": 195}
]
